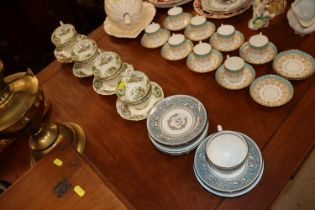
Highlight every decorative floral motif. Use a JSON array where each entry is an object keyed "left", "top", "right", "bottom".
[{"left": 167, "top": 113, "right": 188, "bottom": 130}]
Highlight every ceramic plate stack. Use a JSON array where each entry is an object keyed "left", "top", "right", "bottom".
[
  {"left": 193, "top": 133, "right": 264, "bottom": 197},
  {"left": 147, "top": 95, "right": 209, "bottom": 155},
  {"left": 194, "top": 0, "right": 252, "bottom": 19}
]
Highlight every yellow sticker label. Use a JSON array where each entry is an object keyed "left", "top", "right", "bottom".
[
  {"left": 53, "top": 158, "right": 63, "bottom": 167},
  {"left": 74, "top": 185, "right": 85, "bottom": 197}
]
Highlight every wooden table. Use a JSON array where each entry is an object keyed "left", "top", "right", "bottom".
[
  {"left": 1, "top": 2, "right": 315, "bottom": 210},
  {"left": 0, "top": 140, "right": 131, "bottom": 210}
]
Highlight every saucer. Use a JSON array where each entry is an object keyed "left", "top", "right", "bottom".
[
  {"left": 184, "top": 21, "right": 216, "bottom": 41},
  {"left": 148, "top": 0, "right": 193, "bottom": 8},
  {"left": 210, "top": 31, "right": 244, "bottom": 52},
  {"left": 92, "top": 76, "right": 120, "bottom": 95},
  {"left": 194, "top": 132, "right": 263, "bottom": 193},
  {"left": 186, "top": 49, "right": 223, "bottom": 73},
  {"left": 193, "top": 0, "right": 252, "bottom": 19},
  {"left": 240, "top": 42, "right": 278, "bottom": 65},
  {"left": 201, "top": 0, "right": 248, "bottom": 12},
  {"left": 250, "top": 74, "right": 294, "bottom": 107},
  {"left": 147, "top": 95, "right": 207, "bottom": 146},
  {"left": 149, "top": 122, "right": 208, "bottom": 155},
  {"left": 141, "top": 28, "right": 171, "bottom": 49},
  {"left": 215, "top": 63, "right": 256, "bottom": 90},
  {"left": 103, "top": 2, "right": 156, "bottom": 38},
  {"left": 161, "top": 39, "right": 193, "bottom": 61},
  {"left": 73, "top": 62, "right": 94, "bottom": 78},
  {"left": 272, "top": 50, "right": 315, "bottom": 80},
  {"left": 163, "top": 12, "right": 192, "bottom": 31},
  {"left": 116, "top": 82, "right": 164, "bottom": 121}
]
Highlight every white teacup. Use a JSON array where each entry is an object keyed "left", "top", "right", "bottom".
[
  {"left": 217, "top": 24, "right": 235, "bottom": 38},
  {"left": 193, "top": 42, "right": 212, "bottom": 57},
  {"left": 168, "top": 33, "right": 185, "bottom": 46},
  {"left": 249, "top": 33, "right": 269, "bottom": 50},
  {"left": 224, "top": 56, "right": 245, "bottom": 83},
  {"left": 206, "top": 125, "right": 248, "bottom": 178}
]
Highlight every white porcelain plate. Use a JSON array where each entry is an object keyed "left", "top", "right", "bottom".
[
  {"left": 273, "top": 49, "right": 315, "bottom": 80},
  {"left": 250, "top": 74, "right": 294, "bottom": 107}
]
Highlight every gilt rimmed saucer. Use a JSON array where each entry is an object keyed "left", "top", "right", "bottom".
[
  {"left": 210, "top": 31, "right": 244, "bottom": 52},
  {"left": 215, "top": 63, "right": 256, "bottom": 90},
  {"left": 201, "top": 0, "right": 248, "bottom": 12},
  {"left": 116, "top": 82, "right": 164, "bottom": 121},
  {"left": 92, "top": 76, "right": 120, "bottom": 95},
  {"left": 161, "top": 39, "right": 193, "bottom": 61},
  {"left": 272, "top": 50, "right": 315, "bottom": 80},
  {"left": 184, "top": 21, "right": 216, "bottom": 41},
  {"left": 149, "top": 122, "right": 208, "bottom": 155},
  {"left": 250, "top": 74, "right": 294, "bottom": 107},
  {"left": 186, "top": 49, "right": 223, "bottom": 73},
  {"left": 73, "top": 62, "right": 94, "bottom": 78},
  {"left": 103, "top": 2, "right": 156, "bottom": 38},
  {"left": 163, "top": 12, "right": 192, "bottom": 31},
  {"left": 148, "top": 0, "right": 193, "bottom": 8},
  {"left": 240, "top": 42, "right": 278, "bottom": 65},
  {"left": 194, "top": 132, "right": 263, "bottom": 193},
  {"left": 147, "top": 95, "right": 207, "bottom": 146},
  {"left": 141, "top": 28, "right": 171, "bottom": 49}
]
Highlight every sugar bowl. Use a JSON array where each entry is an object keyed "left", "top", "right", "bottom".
[
  {"left": 51, "top": 21, "right": 86, "bottom": 63},
  {"left": 71, "top": 39, "right": 100, "bottom": 78}
]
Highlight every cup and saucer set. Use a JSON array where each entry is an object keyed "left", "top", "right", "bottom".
[
  {"left": 161, "top": 34, "right": 194, "bottom": 61},
  {"left": 210, "top": 24, "right": 244, "bottom": 52},
  {"left": 146, "top": 95, "right": 209, "bottom": 155},
  {"left": 194, "top": 125, "right": 264, "bottom": 197},
  {"left": 186, "top": 42, "right": 223, "bottom": 73},
  {"left": 240, "top": 33, "right": 278, "bottom": 65},
  {"left": 163, "top": 6, "right": 192, "bottom": 31},
  {"left": 71, "top": 39, "right": 101, "bottom": 78},
  {"left": 215, "top": 56, "right": 256, "bottom": 90},
  {"left": 184, "top": 15, "right": 216, "bottom": 41},
  {"left": 141, "top": 23, "right": 171, "bottom": 49},
  {"left": 116, "top": 67, "right": 164, "bottom": 121},
  {"left": 92, "top": 51, "right": 129, "bottom": 95}
]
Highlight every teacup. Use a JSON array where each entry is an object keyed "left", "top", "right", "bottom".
[
  {"left": 193, "top": 41, "right": 212, "bottom": 56},
  {"left": 184, "top": 15, "right": 215, "bottom": 41},
  {"left": 206, "top": 125, "right": 248, "bottom": 178},
  {"left": 142, "top": 22, "right": 170, "bottom": 48},
  {"left": 249, "top": 33, "right": 269, "bottom": 50},
  {"left": 217, "top": 24, "right": 235, "bottom": 38},
  {"left": 163, "top": 6, "right": 191, "bottom": 31},
  {"left": 168, "top": 33, "right": 186, "bottom": 46},
  {"left": 223, "top": 55, "right": 245, "bottom": 83}
]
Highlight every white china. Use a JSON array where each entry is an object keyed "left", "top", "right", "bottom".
[
  {"left": 104, "top": 2, "right": 156, "bottom": 38},
  {"left": 161, "top": 34, "right": 193, "bottom": 61},
  {"left": 186, "top": 42, "right": 223, "bottom": 73},
  {"left": 163, "top": 7, "right": 192, "bottom": 31},
  {"left": 240, "top": 34, "right": 278, "bottom": 65},
  {"left": 217, "top": 24, "right": 235, "bottom": 37},
  {"left": 273, "top": 50, "right": 315, "bottom": 80},
  {"left": 210, "top": 30, "right": 244, "bottom": 52},
  {"left": 222, "top": 56, "right": 246, "bottom": 83},
  {"left": 201, "top": 0, "right": 248, "bottom": 12},
  {"left": 141, "top": 23, "right": 171, "bottom": 49},
  {"left": 116, "top": 82, "right": 164, "bottom": 121},
  {"left": 148, "top": 0, "right": 193, "bottom": 8},
  {"left": 291, "top": 0, "right": 315, "bottom": 28},
  {"left": 184, "top": 16, "right": 216, "bottom": 41},
  {"left": 250, "top": 74, "right": 294, "bottom": 107},
  {"left": 287, "top": 8, "right": 315, "bottom": 36}
]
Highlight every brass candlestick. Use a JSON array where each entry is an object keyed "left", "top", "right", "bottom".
[{"left": 0, "top": 60, "right": 86, "bottom": 164}]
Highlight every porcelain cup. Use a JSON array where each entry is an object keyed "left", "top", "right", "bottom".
[
  {"left": 249, "top": 33, "right": 269, "bottom": 50},
  {"left": 206, "top": 125, "right": 249, "bottom": 175},
  {"left": 168, "top": 33, "right": 186, "bottom": 47},
  {"left": 166, "top": 7, "right": 186, "bottom": 28},
  {"left": 217, "top": 24, "right": 235, "bottom": 38},
  {"left": 224, "top": 56, "right": 245, "bottom": 83},
  {"left": 193, "top": 42, "right": 212, "bottom": 57}
]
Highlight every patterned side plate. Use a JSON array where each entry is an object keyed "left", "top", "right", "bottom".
[
  {"left": 250, "top": 74, "right": 294, "bottom": 107},
  {"left": 116, "top": 82, "right": 164, "bottom": 121},
  {"left": 147, "top": 95, "right": 207, "bottom": 146},
  {"left": 161, "top": 40, "right": 193, "bottom": 61},
  {"left": 210, "top": 31, "right": 244, "bottom": 52},
  {"left": 194, "top": 0, "right": 252, "bottom": 19},
  {"left": 149, "top": 122, "right": 208, "bottom": 155},
  {"left": 184, "top": 21, "right": 216, "bottom": 42},
  {"left": 186, "top": 49, "right": 223, "bottom": 73},
  {"left": 240, "top": 42, "right": 278, "bottom": 65},
  {"left": 163, "top": 13, "right": 192, "bottom": 31},
  {"left": 147, "top": 0, "right": 193, "bottom": 8},
  {"left": 273, "top": 50, "right": 315, "bottom": 80},
  {"left": 194, "top": 132, "right": 263, "bottom": 193},
  {"left": 215, "top": 63, "right": 256, "bottom": 90},
  {"left": 201, "top": 0, "right": 248, "bottom": 12},
  {"left": 141, "top": 29, "right": 171, "bottom": 49}
]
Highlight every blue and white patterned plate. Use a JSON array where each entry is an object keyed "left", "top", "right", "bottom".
[
  {"left": 194, "top": 132, "right": 263, "bottom": 192},
  {"left": 147, "top": 95, "right": 207, "bottom": 146}
]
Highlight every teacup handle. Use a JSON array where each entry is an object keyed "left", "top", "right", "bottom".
[{"left": 217, "top": 125, "right": 223, "bottom": 132}]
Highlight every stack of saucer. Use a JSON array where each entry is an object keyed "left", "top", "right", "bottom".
[
  {"left": 193, "top": 126, "right": 264, "bottom": 197},
  {"left": 147, "top": 95, "right": 208, "bottom": 155}
]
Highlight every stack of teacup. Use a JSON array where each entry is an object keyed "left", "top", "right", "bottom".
[
  {"left": 194, "top": 125, "right": 264, "bottom": 197},
  {"left": 146, "top": 95, "right": 209, "bottom": 155}
]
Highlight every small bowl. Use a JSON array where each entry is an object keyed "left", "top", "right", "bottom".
[{"left": 206, "top": 127, "right": 248, "bottom": 172}]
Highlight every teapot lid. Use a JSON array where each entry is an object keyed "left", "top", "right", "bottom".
[
  {"left": 51, "top": 22, "right": 77, "bottom": 47},
  {"left": 93, "top": 51, "right": 122, "bottom": 80}
]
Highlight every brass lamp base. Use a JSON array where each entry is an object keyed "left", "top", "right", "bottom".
[{"left": 30, "top": 122, "right": 86, "bottom": 165}]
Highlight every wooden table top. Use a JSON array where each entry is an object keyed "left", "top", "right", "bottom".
[
  {"left": 1, "top": 2, "right": 315, "bottom": 210},
  {"left": 0, "top": 140, "right": 131, "bottom": 210}
]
